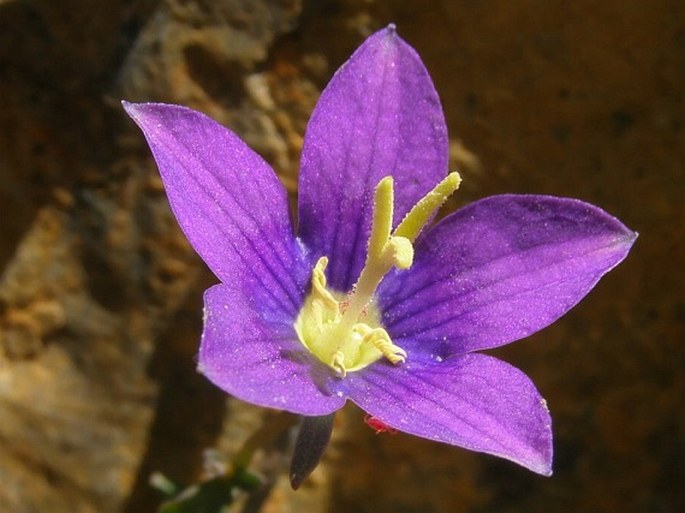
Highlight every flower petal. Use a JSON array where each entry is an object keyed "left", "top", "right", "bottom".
[
  {"left": 199, "top": 284, "right": 346, "bottom": 415},
  {"left": 297, "top": 25, "right": 448, "bottom": 291},
  {"left": 346, "top": 353, "right": 553, "bottom": 475},
  {"left": 379, "top": 195, "right": 637, "bottom": 355},
  {"left": 123, "top": 102, "right": 309, "bottom": 317}
]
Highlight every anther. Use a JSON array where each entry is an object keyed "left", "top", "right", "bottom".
[
  {"left": 331, "top": 351, "right": 347, "bottom": 377},
  {"left": 311, "top": 257, "right": 339, "bottom": 311},
  {"left": 363, "top": 328, "right": 407, "bottom": 365}
]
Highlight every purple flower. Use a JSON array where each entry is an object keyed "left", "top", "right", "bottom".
[{"left": 123, "top": 25, "right": 635, "bottom": 477}]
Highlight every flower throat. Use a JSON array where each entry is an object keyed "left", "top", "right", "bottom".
[{"left": 295, "top": 172, "right": 461, "bottom": 376}]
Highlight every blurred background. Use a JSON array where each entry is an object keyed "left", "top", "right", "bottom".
[{"left": 0, "top": 0, "right": 683, "bottom": 512}]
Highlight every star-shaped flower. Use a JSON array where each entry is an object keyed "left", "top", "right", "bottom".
[{"left": 123, "top": 25, "right": 635, "bottom": 480}]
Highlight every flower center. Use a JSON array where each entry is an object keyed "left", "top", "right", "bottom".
[{"left": 295, "top": 172, "right": 461, "bottom": 377}]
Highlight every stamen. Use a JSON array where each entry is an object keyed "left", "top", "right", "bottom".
[
  {"left": 295, "top": 173, "right": 462, "bottom": 377},
  {"left": 395, "top": 172, "right": 461, "bottom": 242},
  {"left": 362, "top": 327, "right": 407, "bottom": 364},
  {"left": 332, "top": 351, "right": 346, "bottom": 377},
  {"left": 311, "top": 257, "right": 338, "bottom": 311}
]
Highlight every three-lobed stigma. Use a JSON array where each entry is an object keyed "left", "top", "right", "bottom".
[{"left": 294, "top": 172, "right": 461, "bottom": 376}]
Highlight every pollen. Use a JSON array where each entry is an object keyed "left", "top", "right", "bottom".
[{"left": 294, "top": 172, "right": 461, "bottom": 376}]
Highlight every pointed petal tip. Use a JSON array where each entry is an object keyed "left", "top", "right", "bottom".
[
  {"left": 591, "top": 201, "right": 638, "bottom": 245},
  {"left": 120, "top": 99, "right": 136, "bottom": 116},
  {"left": 626, "top": 229, "right": 639, "bottom": 244},
  {"left": 523, "top": 463, "right": 553, "bottom": 477},
  {"left": 121, "top": 100, "right": 148, "bottom": 124},
  {"left": 611, "top": 222, "right": 638, "bottom": 260},
  {"left": 497, "top": 430, "right": 553, "bottom": 477},
  {"left": 377, "top": 23, "right": 401, "bottom": 48},
  {"left": 121, "top": 100, "right": 177, "bottom": 122},
  {"left": 527, "top": 446, "right": 554, "bottom": 477},
  {"left": 622, "top": 230, "right": 638, "bottom": 252},
  {"left": 496, "top": 418, "right": 553, "bottom": 476}
]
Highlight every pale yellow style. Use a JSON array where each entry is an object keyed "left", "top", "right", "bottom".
[{"left": 295, "top": 172, "right": 461, "bottom": 377}]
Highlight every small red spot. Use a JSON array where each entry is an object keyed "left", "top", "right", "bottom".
[{"left": 364, "top": 415, "right": 397, "bottom": 435}]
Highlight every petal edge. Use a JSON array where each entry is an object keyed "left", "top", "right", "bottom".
[
  {"left": 124, "top": 101, "right": 309, "bottom": 317},
  {"left": 199, "top": 284, "right": 346, "bottom": 416},
  {"left": 347, "top": 353, "right": 553, "bottom": 475},
  {"left": 297, "top": 26, "right": 449, "bottom": 291},
  {"left": 380, "top": 194, "right": 636, "bottom": 356}
]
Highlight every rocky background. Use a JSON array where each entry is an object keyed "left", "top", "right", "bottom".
[{"left": 1, "top": 0, "right": 683, "bottom": 512}]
